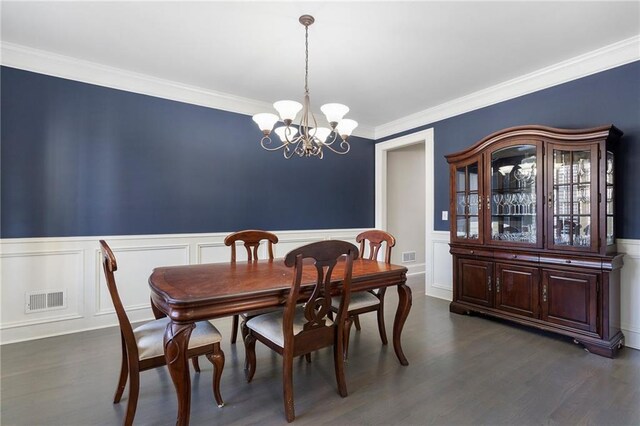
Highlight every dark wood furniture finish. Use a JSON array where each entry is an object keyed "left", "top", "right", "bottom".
[
  {"left": 100, "top": 241, "right": 224, "bottom": 426},
  {"left": 244, "top": 241, "right": 358, "bottom": 422},
  {"left": 223, "top": 229, "right": 279, "bottom": 344},
  {"left": 149, "top": 256, "right": 410, "bottom": 426},
  {"left": 446, "top": 125, "right": 624, "bottom": 358},
  {"left": 330, "top": 230, "right": 396, "bottom": 358}
]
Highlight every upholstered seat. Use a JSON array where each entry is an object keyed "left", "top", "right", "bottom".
[
  {"left": 246, "top": 307, "right": 333, "bottom": 348},
  {"left": 134, "top": 317, "right": 222, "bottom": 361},
  {"left": 331, "top": 291, "right": 380, "bottom": 312}
]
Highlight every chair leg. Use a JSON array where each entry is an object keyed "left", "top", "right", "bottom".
[
  {"left": 376, "top": 304, "right": 388, "bottom": 345},
  {"left": 113, "top": 334, "right": 128, "bottom": 403},
  {"left": 231, "top": 315, "right": 239, "bottom": 344},
  {"left": 353, "top": 315, "right": 361, "bottom": 331},
  {"left": 191, "top": 356, "right": 201, "bottom": 372},
  {"left": 206, "top": 344, "right": 225, "bottom": 407},
  {"left": 244, "top": 333, "right": 257, "bottom": 382},
  {"left": 123, "top": 363, "right": 140, "bottom": 426},
  {"left": 334, "top": 321, "right": 349, "bottom": 398},
  {"left": 376, "top": 289, "right": 388, "bottom": 345},
  {"left": 282, "top": 351, "right": 295, "bottom": 423},
  {"left": 344, "top": 317, "right": 353, "bottom": 361}
]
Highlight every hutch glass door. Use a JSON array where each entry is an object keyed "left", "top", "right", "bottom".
[
  {"left": 547, "top": 145, "right": 598, "bottom": 251},
  {"left": 454, "top": 160, "right": 482, "bottom": 243},
  {"left": 488, "top": 144, "right": 541, "bottom": 247}
]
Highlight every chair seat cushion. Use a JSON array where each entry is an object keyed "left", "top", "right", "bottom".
[
  {"left": 240, "top": 306, "right": 282, "bottom": 319},
  {"left": 134, "top": 317, "right": 222, "bottom": 361},
  {"left": 246, "top": 306, "right": 333, "bottom": 348},
  {"left": 332, "top": 291, "right": 380, "bottom": 311}
]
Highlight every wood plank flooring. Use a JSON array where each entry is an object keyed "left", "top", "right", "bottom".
[{"left": 2, "top": 274, "right": 639, "bottom": 425}]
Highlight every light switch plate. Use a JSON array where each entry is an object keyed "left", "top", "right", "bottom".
[{"left": 442, "top": 211, "right": 448, "bottom": 220}]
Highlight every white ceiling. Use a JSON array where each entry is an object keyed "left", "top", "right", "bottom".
[{"left": 2, "top": 1, "right": 639, "bottom": 133}]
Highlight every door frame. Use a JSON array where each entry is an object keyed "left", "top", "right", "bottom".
[{"left": 375, "top": 128, "right": 434, "bottom": 295}]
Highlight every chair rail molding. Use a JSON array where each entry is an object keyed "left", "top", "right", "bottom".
[{"left": 0, "top": 228, "right": 366, "bottom": 345}]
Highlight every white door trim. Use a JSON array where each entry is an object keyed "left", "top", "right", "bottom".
[{"left": 375, "top": 128, "right": 435, "bottom": 294}]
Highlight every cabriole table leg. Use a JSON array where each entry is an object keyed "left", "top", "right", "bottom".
[
  {"left": 393, "top": 283, "right": 412, "bottom": 366},
  {"left": 164, "top": 321, "right": 195, "bottom": 426}
]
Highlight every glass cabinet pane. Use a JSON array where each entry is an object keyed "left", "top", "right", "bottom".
[
  {"left": 454, "top": 162, "right": 480, "bottom": 241},
  {"left": 490, "top": 145, "right": 537, "bottom": 244},
  {"left": 551, "top": 148, "right": 593, "bottom": 248},
  {"left": 606, "top": 151, "right": 615, "bottom": 245}
]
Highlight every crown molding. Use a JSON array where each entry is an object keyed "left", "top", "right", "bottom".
[
  {"left": 374, "top": 35, "right": 640, "bottom": 140},
  {"left": 0, "top": 42, "right": 376, "bottom": 140}
]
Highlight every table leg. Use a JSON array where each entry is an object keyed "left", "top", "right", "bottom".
[
  {"left": 164, "top": 321, "right": 195, "bottom": 426},
  {"left": 393, "top": 283, "right": 412, "bottom": 366}
]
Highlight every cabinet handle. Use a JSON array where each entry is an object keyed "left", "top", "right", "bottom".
[
  {"left": 470, "top": 250, "right": 475, "bottom": 255},
  {"left": 488, "top": 275, "right": 492, "bottom": 292},
  {"left": 542, "top": 284, "right": 548, "bottom": 302},
  {"left": 496, "top": 276, "right": 500, "bottom": 293},
  {"left": 548, "top": 192, "right": 553, "bottom": 207},
  {"left": 565, "top": 259, "right": 572, "bottom": 264},
  {"left": 487, "top": 195, "right": 491, "bottom": 211},
  {"left": 512, "top": 254, "right": 518, "bottom": 259}
]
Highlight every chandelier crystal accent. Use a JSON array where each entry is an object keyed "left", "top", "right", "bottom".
[{"left": 252, "top": 15, "right": 357, "bottom": 159}]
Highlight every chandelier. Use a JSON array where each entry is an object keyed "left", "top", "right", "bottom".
[{"left": 252, "top": 15, "right": 358, "bottom": 159}]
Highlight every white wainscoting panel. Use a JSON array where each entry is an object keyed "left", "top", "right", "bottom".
[
  {"left": 1, "top": 250, "right": 84, "bottom": 328},
  {"left": 426, "top": 231, "right": 453, "bottom": 301},
  {"left": 95, "top": 244, "right": 190, "bottom": 315},
  {"left": 0, "top": 229, "right": 367, "bottom": 344},
  {"left": 618, "top": 239, "right": 640, "bottom": 350}
]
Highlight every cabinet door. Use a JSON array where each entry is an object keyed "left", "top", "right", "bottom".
[
  {"left": 451, "top": 157, "right": 484, "bottom": 244},
  {"left": 541, "top": 269, "right": 598, "bottom": 334},
  {"left": 546, "top": 143, "right": 599, "bottom": 252},
  {"left": 495, "top": 263, "right": 540, "bottom": 318},
  {"left": 458, "top": 258, "right": 493, "bottom": 307},
  {"left": 486, "top": 141, "right": 543, "bottom": 248}
]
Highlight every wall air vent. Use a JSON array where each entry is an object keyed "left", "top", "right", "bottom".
[
  {"left": 402, "top": 251, "right": 416, "bottom": 263},
  {"left": 25, "top": 290, "right": 66, "bottom": 313}
]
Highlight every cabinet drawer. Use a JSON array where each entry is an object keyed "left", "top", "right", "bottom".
[
  {"left": 450, "top": 247, "right": 493, "bottom": 258},
  {"left": 539, "top": 256, "right": 602, "bottom": 270},
  {"left": 494, "top": 252, "right": 539, "bottom": 263}
]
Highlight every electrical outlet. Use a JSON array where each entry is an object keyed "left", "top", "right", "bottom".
[{"left": 442, "top": 211, "right": 448, "bottom": 220}]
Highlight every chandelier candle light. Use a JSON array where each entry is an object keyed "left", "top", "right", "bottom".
[{"left": 252, "top": 15, "right": 358, "bottom": 159}]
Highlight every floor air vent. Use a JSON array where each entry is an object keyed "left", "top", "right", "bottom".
[{"left": 25, "top": 290, "right": 66, "bottom": 313}]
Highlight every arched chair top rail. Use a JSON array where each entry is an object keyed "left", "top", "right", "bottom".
[
  {"left": 445, "top": 125, "right": 622, "bottom": 164},
  {"left": 356, "top": 230, "right": 396, "bottom": 264},
  {"left": 224, "top": 230, "right": 279, "bottom": 262}
]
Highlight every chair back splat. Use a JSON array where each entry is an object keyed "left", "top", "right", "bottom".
[
  {"left": 356, "top": 230, "right": 396, "bottom": 264},
  {"left": 283, "top": 241, "right": 359, "bottom": 351},
  {"left": 224, "top": 230, "right": 279, "bottom": 262}
]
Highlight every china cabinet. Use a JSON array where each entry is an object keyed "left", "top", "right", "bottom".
[{"left": 446, "top": 125, "right": 624, "bottom": 357}]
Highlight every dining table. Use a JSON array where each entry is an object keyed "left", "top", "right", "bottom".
[{"left": 149, "top": 257, "right": 410, "bottom": 426}]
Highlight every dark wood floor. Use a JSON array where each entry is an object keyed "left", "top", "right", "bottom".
[{"left": 2, "top": 274, "right": 639, "bottom": 425}]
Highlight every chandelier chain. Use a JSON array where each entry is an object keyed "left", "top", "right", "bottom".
[{"left": 304, "top": 24, "right": 309, "bottom": 94}]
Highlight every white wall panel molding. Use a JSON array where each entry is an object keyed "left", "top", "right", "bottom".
[
  {"left": 0, "top": 42, "right": 375, "bottom": 139},
  {"left": 429, "top": 232, "right": 453, "bottom": 301},
  {"left": 0, "top": 228, "right": 368, "bottom": 344},
  {"left": 375, "top": 36, "right": 640, "bottom": 139},
  {"left": 1, "top": 249, "right": 85, "bottom": 329}
]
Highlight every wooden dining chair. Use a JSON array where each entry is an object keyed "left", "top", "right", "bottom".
[
  {"left": 224, "top": 229, "right": 279, "bottom": 344},
  {"left": 330, "top": 230, "right": 396, "bottom": 358},
  {"left": 99, "top": 240, "right": 225, "bottom": 426},
  {"left": 243, "top": 240, "right": 359, "bottom": 423}
]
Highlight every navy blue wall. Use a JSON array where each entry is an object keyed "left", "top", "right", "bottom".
[
  {"left": 1, "top": 67, "right": 375, "bottom": 238},
  {"left": 378, "top": 61, "right": 640, "bottom": 240}
]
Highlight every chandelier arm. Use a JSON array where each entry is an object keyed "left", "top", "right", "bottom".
[
  {"left": 260, "top": 136, "right": 290, "bottom": 151},
  {"left": 322, "top": 139, "right": 351, "bottom": 155},
  {"left": 321, "top": 131, "right": 339, "bottom": 146}
]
